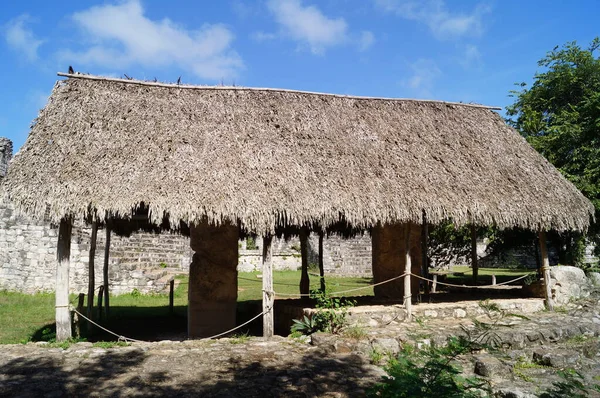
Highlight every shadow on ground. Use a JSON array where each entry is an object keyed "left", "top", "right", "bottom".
[{"left": 0, "top": 347, "right": 380, "bottom": 397}]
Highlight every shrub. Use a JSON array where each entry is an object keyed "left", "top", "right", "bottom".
[
  {"left": 368, "top": 337, "right": 489, "bottom": 398},
  {"left": 291, "top": 315, "right": 319, "bottom": 335},
  {"left": 311, "top": 289, "right": 355, "bottom": 334},
  {"left": 540, "top": 369, "right": 600, "bottom": 398},
  {"left": 246, "top": 237, "right": 259, "bottom": 250},
  {"left": 291, "top": 289, "right": 355, "bottom": 335}
]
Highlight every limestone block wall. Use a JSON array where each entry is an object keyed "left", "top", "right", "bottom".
[
  {"left": 0, "top": 138, "right": 12, "bottom": 178},
  {"left": 311, "top": 233, "right": 372, "bottom": 276},
  {"left": 237, "top": 233, "right": 374, "bottom": 276},
  {"left": 0, "top": 201, "right": 59, "bottom": 292},
  {"left": 584, "top": 243, "right": 598, "bottom": 267},
  {"left": 237, "top": 237, "right": 303, "bottom": 273},
  {"left": 84, "top": 226, "right": 193, "bottom": 294},
  {"left": 0, "top": 191, "right": 192, "bottom": 294}
]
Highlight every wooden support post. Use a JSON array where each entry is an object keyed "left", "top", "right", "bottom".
[
  {"left": 432, "top": 274, "right": 437, "bottom": 293},
  {"left": 491, "top": 275, "right": 496, "bottom": 285},
  {"left": 262, "top": 235, "right": 274, "bottom": 338},
  {"left": 169, "top": 279, "right": 175, "bottom": 315},
  {"left": 97, "top": 285, "right": 104, "bottom": 322},
  {"left": 534, "top": 239, "right": 542, "bottom": 279},
  {"left": 103, "top": 222, "right": 111, "bottom": 319},
  {"left": 404, "top": 224, "right": 412, "bottom": 320},
  {"left": 56, "top": 218, "right": 73, "bottom": 342},
  {"left": 421, "top": 211, "right": 429, "bottom": 295},
  {"left": 76, "top": 293, "right": 85, "bottom": 338},
  {"left": 87, "top": 222, "right": 98, "bottom": 333},
  {"left": 539, "top": 231, "right": 554, "bottom": 311},
  {"left": 471, "top": 224, "right": 479, "bottom": 284},
  {"left": 299, "top": 227, "right": 310, "bottom": 298},
  {"left": 318, "top": 230, "right": 326, "bottom": 293}
]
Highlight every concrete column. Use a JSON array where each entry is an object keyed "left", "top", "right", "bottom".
[
  {"left": 188, "top": 220, "right": 239, "bottom": 338},
  {"left": 372, "top": 222, "right": 421, "bottom": 301}
]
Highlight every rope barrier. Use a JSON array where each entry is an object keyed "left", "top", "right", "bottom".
[
  {"left": 273, "top": 273, "right": 408, "bottom": 297},
  {"left": 413, "top": 273, "right": 535, "bottom": 289},
  {"left": 70, "top": 306, "right": 147, "bottom": 343},
  {"left": 272, "top": 271, "right": 535, "bottom": 297},
  {"left": 70, "top": 303, "right": 274, "bottom": 343},
  {"left": 201, "top": 304, "right": 273, "bottom": 340},
  {"left": 64, "top": 271, "right": 536, "bottom": 344}
]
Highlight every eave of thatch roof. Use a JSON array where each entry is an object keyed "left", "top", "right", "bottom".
[{"left": 2, "top": 74, "right": 594, "bottom": 233}]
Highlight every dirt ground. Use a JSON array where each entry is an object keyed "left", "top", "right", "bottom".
[
  {"left": 0, "top": 337, "right": 384, "bottom": 397},
  {"left": 2, "top": 295, "right": 600, "bottom": 397}
]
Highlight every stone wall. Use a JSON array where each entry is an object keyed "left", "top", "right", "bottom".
[
  {"left": 310, "top": 233, "right": 373, "bottom": 276},
  {"left": 0, "top": 192, "right": 193, "bottom": 294},
  {"left": 237, "top": 237, "right": 303, "bottom": 273},
  {"left": 584, "top": 243, "right": 598, "bottom": 267},
  {"left": 0, "top": 199, "right": 60, "bottom": 292},
  {"left": 0, "top": 138, "right": 12, "bottom": 178},
  {"left": 237, "top": 233, "right": 373, "bottom": 276}
]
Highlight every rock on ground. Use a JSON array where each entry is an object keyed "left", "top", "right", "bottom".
[{"left": 550, "top": 265, "right": 591, "bottom": 304}]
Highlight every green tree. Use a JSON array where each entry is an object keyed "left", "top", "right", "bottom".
[
  {"left": 428, "top": 220, "right": 471, "bottom": 270},
  {"left": 506, "top": 38, "right": 600, "bottom": 261}
]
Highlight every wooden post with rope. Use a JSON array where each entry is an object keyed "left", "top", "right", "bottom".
[
  {"left": 421, "top": 211, "right": 429, "bottom": 295},
  {"left": 97, "top": 285, "right": 104, "bottom": 322},
  {"left": 103, "top": 220, "right": 111, "bottom": 318},
  {"left": 471, "top": 224, "right": 479, "bottom": 284},
  {"left": 538, "top": 231, "right": 554, "bottom": 311},
  {"left": 76, "top": 293, "right": 85, "bottom": 338},
  {"left": 169, "top": 279, "right": 175, "bottom": 315},
  {"left": 299, "top": 227, "right": 310, "bottom": 299},
  {"left": 262, "top": 235, "right": 274, "bottom": 338},
  {"left": 87, "top": 221, "right": 98, "bottom": 333},
  {"left": 318, "top": 230, "right": 326, "bottom": 292},
  {"left": 404, "top": 223, "right": 412, "bottom": 321},
  {"left": 56, "top": 218, "right": 73, "bottom": 342}
]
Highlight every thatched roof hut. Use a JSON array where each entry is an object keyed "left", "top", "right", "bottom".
[
  {"left": 4, "top": 73, "right": 594, "bottom": 341},
  {"left": 2, "top": 74, "right": 594, "bottom": 233}
]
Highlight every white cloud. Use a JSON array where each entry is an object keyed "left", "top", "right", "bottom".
[
  {"left": 252, "top": 31, "right": 277, "bottom": 42},
  {"left": 61, "top": 0, "right": 243, "bottom": 80},
  {"left": 267, "top": 0, "right": 348, "bottom": 54},
  {"left": 401, "top": 58, "right": 441, "bottom": 98},
  {"left": 375, "top": 0, "right": 491, "bottom": 40},
  {"left": 459, "top": 44, "right": 481, "bottom": 68},
  {"left": 358, "top": 30, "right": 375, "bottom": 51},
  {"left": 4, "top": 14, "right": 44, "bottom": 61}
]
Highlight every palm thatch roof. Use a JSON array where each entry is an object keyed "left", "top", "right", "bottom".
[{"left": 2, "top": 73, "right": 594, "bottom": 233}]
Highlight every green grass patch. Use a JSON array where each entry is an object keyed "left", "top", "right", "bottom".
[
  {"left": 0, "top": 271, "right": 373, "bottom": 344},
  {"left": 238, "top": 270, "right": 373, "bottom": 301},
  {"left": 513, "top": 355, "right": 551, "bottom": 382},
  {"left": 446, "top": 266, "right": 531, "bottom": 285},
  {"left": 228, "top": 332, "right": 251, "bottom": 344},
  {"left": 3, "top": 268, "right": 533, "bottom": 344},
  {"left": 92, "top": 341, "right": 129, "bottom": 349},
  {"left": 0, "top": 291, "right": 56, "bottom": 344}
]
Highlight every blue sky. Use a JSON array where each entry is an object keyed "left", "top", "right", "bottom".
[{"left": 1, "top": 0, "right": 598, "bottom": 151}]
